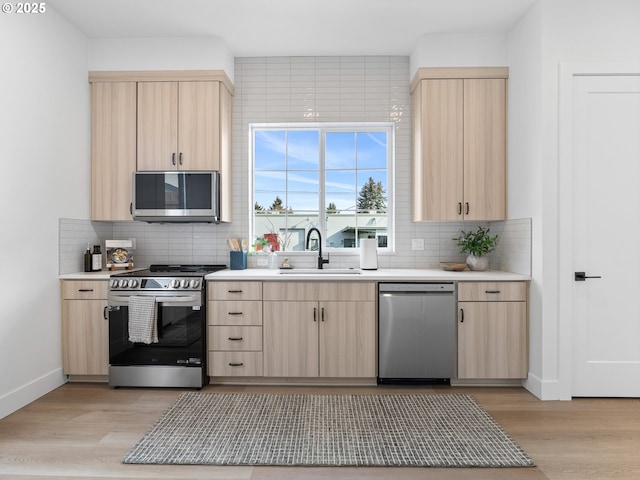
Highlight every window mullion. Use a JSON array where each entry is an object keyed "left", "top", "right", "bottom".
[{"left": 319, "top": 129, "right": 326, "bottom": 248}]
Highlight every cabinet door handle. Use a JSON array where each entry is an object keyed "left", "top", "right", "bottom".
[
  {"left": 227, "top": 290, "right": 243, "bottom": 293},
  {"left": 103, "top": 306, "right": 109, "bottom": 320},
  {"left": 460, "top": 308, "right": 464, "bottom": 323},
  {"left": 172, "top": 153, "right": 176, "bottom": 165},
  {"left": 179, "top": 152, "right": 183, "bottom": 165},
  {"left": 228, "top": 337, "right": 243, "bottom": 341},
  {"left": 321, "top": 307, "right": 325, "bottom": 322},
  {"left": 313, "top": 307, "right": 317, "bottom": 322},
  {"left": 229, "top": 362, "right": 244, "bottom": 367},
  {"left": 228, "top": 312, "right": 243, "bottom": 315},
  {"left": 78, "top": 288, "right": 94, "bottom": 292},
  {"left": 465, "top": 202, "right": 470, "bottom": 215},
  {"left": 485, "top": 290, "right": 501, "bottom": 294},
  {"left": 130, "top": 202, "right": 133, "bottom": 215},
  {"left": 458, "top": 202, "right": 462, "bottom": 215}
]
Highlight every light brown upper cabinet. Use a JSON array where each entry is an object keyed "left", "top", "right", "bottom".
[
  {"left": 411, "top": 67, "right": 508, "bottom": 222},
  {"left": 89, "top": 71, "right": 234, "bottom": 222},
  {"left": 137, "top": 80, "right": 231, "bottom": 172},
  {"left": 90, "top": 82, "right": 137, "bottom": 221}
]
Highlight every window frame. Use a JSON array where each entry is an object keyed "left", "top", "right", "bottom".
[{"left": 249, "top": 122, "right": 395, "bottom": 254}]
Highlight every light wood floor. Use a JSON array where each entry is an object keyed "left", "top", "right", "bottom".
[{"left": 0, "top": 383, "right": 639, "bottom": 480}]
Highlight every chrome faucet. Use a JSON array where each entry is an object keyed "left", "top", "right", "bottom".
[{"left": 305, "top": 227, "right": 330, "bottom": 269}]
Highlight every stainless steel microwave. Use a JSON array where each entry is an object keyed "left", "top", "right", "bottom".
[{"left": 132, "top": 171, "right": 221, "bottom": 223}]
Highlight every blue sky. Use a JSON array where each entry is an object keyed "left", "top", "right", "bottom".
[{"left": 254, "top": 129, "right": 387, "bottom": 212}]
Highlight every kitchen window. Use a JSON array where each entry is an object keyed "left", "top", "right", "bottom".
[{"left": 251, "top": 123, "right": 394, "bottom": 252}]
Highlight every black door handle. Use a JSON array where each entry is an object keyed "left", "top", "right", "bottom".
[{"left": 575, "top": 271, "right": 602, "bottom": 281}]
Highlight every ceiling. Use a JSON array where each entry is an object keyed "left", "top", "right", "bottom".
[{"left": 47, "top": 0, "right": 537, "bottom": 57}]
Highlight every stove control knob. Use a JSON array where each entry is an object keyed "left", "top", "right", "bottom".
[
  {"left": 190, "top": 279, "right": 200, "bottom": 289},
  {"left": 110, "top": 279, "right": 119, "bottom": 288},
  {"left": 180, "top": 279, "right": 189, "bottom": 288},
  {"left": 129, "top": 279, "right": 139, "bottom": 288},
  {"left": 120, "top": 280, "right": 129, "bottom": 289},
  {"left": 171, "top": 279, "right": 180, "bottom": 289}
]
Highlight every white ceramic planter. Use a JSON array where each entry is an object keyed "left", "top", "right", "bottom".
[{"left": 466, "top": 254, "right": 489, "bottom": 271}]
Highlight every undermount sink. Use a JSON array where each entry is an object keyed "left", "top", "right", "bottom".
[{"left": 279, "top": 268, "right": 362, "bottom": 275}]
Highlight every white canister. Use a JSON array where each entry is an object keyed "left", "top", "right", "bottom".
[{"left": 359, "top": 238, "right": 378, "bottom": 270}]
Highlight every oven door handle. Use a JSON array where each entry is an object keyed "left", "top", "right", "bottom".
[{"left": 108, "top": 295, "right": 202, "bottom": 308}]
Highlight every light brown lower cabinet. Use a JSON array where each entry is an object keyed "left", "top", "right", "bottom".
[
  {"left": 457, "top": 281, "right": 528, "bottom": 379},
  {"left": 61, "top": 280, "right": 109, "bottom": 376},
  {"left": 263, "top": 282, "right": 376, "bottom": 378}
]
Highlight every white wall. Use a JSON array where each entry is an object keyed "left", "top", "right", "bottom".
[
  {"left": 507, "top": 0, "right": 640, "bottom": 400},
  {"left": 507, "top": 1, "right": 547, "bottom": 398},
  {"left": 89, "top": 36, "right": 235, "bottom": 82},
  {"left": 0, "top": 9, "right": 89, "bottom": 417},
  {"left": 410, "top": 33, "right": 508, "bottom": 79}
]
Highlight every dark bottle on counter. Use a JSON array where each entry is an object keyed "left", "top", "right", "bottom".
[
  {"left": 83, "top": 245, "right": 92, "bottom": 272},
  {"left": 91, "top": 245, "right": 102, "bottom": 271}
]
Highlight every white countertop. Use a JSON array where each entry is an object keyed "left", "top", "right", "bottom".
[
  {"left": 59, "top": 268, "right": 145, "bottom": 280},
  {"left": 60, "top": 268, "right": 530, "bottom": 282},
  {"left": 204, "top": 268, "right": 530, "bottom": 282}
]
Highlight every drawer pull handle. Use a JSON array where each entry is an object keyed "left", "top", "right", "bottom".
[
  {"left": 78, "top": 288, "right": 94, "bottom": 292},
  {"left": 229, "top": 362, "right": 244, "bottom": 367},
  {"left": 485, "top": 290, "right": 501, "bottom": 294},
  {"left": 228, "top": 312, "right": 243, "bottom": 315},
  {"left": 228, "top": 290, "right": 243, "bottom": 293},
  {"left": 228, "top": 337, "right": 243, "bottom": 341}
]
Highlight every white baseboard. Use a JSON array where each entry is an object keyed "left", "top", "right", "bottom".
[
  {"left": 523, "top": 372, "right": 566, "bottom": 400},
  {"left": 0, "top": 369, "right": 66, "bottom": 419}
]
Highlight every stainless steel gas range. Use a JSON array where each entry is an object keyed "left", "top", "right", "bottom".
[{"left": 107, "top": 264, "right": 226, "bottom": 388}]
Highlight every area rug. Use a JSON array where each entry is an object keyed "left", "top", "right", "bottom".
[{"left": 123, "top": 392, "right": 534, "bottom": 467}]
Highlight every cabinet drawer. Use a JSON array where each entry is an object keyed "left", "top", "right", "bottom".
[
  {"left": 208, "top": 281, "right": 262, "bottom": 301},
  {"left": 458, "top": 282, "right": 526, "bottom": 302},
  {"left": 263, "top": 282, "right": 375, "bottom": 302},
  {"left": 208, "top": 300, "right": 262, "bottom": 325},
  {"left": 318, "top": 282, "right": 375, "bottom": 302},
  {"left": 208, "top": 352, "right": 263, "bottom": 377},
  {"left": 61, "top": 280, "right": 108, "bottom": 300},
  {"left": 208, "top": 326, "right": 263, "bottom": 351},
  {"left": 263, "top": 282, "right": 318, "bottom": 301}
]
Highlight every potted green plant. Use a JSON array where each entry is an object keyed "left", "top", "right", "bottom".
[
  {"left": 452, "top": 226, "right": 498, "bottom": 271},
  {"left": 251, "top": 236, "right": 270, "bottom": 253}
]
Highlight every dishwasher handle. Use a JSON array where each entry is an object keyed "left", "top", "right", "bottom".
[{"left": 378, "top": 283, "right": 455, "bottom": 293}]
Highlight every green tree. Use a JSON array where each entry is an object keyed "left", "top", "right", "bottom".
[
  {"left": 270, "top": 196, "right": 284, "bottom": 212},
  {"left": 357, "top": 177, "right": 386, "bottom": 212},
  {"left": 327, "top": 202, "right": 337, "bottom": 214},
  {"left": 254, "top": 202, "right": 264, "bottom": 211}
]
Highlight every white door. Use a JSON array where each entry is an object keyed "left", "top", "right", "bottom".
[{"left": 572, "top": 74, "right": 640, "bottom": 397}]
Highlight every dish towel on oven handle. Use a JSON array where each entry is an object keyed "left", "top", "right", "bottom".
[{"left": 128, "top": 296, "right": 158, "bottom": 344}]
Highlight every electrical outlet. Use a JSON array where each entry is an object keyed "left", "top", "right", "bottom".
[
  {"left": 411, "top": 239, "right": 424, "bottom": 251},
  {"left": 256, "top": 258, "right": 268, "bottom": 267}
]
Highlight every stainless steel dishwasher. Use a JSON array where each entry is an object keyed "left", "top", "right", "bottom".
[{"left": 378, "top": 283, "right": 456, "bottom": 384}]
